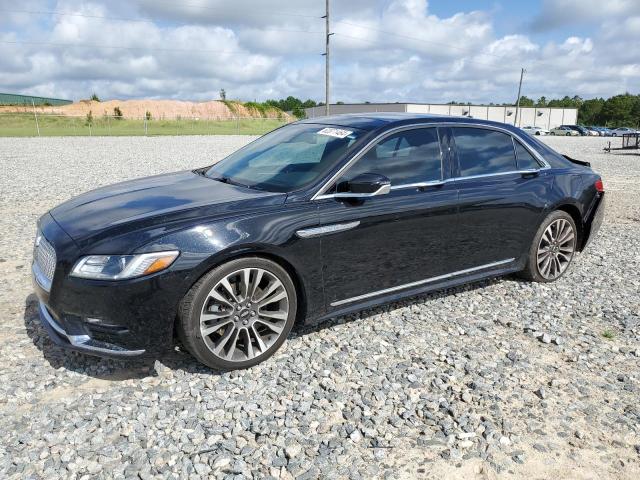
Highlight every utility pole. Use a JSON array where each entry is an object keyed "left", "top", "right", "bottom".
[
  {"left": 322, "top": 0, "right": 333, "bottom": 116},
  {"left": 514, "top": 67, "right": 525, "bottom": 127}
]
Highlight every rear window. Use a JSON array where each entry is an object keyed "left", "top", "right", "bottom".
[
  {"left": 452, "top": 127, "right": 517, "bottom": 177},
  {"left": 514, "top": 140, "right": 541, "bottom": 170}
]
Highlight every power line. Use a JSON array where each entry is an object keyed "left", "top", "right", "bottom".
[
  {"left": 333, "top": 20, "right": 511, "bottom": 61},
  {"left": 0, "top": 9, "right": 324, "bottom": 35},
  {"left": 131, "top": 0, "right": 322, "bottom": 20},
  {"left": 332, "top": 33, "right": 512, "bottom": 70},
  {"left": 2, "top": 4, "right": 562, "bottom": 104},
  {"left": 2, "top": 7, "right": 538, "bottom": 70},
  {"left": 0, "top": 39, "right": 313, "bottom": 55}
]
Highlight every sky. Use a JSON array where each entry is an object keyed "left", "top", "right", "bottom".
[{"left": 0, "top": 0, "right": 639, "bottom": 104}]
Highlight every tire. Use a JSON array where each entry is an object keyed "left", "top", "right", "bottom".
[
  {"left": 535, "top": 132, "right": 540, "bottom": 135},
  {"left": 550, "top": 132, "right": 556, "bottom": 136},
  {"left": 519, "top": 210, "right": 577, "bottom": 283},
  {"left": 566, "top": 132, "right": 571, "bottom": 136},
  {"left": 178, "top": 257, "right": 297, "bottom": 370}
]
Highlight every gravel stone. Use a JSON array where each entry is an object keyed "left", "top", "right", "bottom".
[{"left": 534, "top": 387, "right": 547, "bottom": 400}]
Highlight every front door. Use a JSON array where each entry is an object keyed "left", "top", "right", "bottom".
[{"left": 315, "top": 126, "right": 459, "bottom": 309}]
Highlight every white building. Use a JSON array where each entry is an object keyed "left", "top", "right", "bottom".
[{"left": 304, "top": 103, "right": 578, "bottom": 130}]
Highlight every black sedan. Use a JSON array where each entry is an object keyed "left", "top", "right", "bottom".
[{"left": 32, "top": 114, "right": 605, "bottom": 370}]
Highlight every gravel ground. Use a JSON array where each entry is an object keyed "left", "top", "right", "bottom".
[{"left": 0, "top": 135, "right": 638, "bottom": 479}]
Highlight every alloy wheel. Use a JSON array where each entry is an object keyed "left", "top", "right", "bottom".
[
  {"left": 536, "top": 218, "right": 576, "bottom": 280},
  {"left": 199, "top": 268, "right": 289, "bottom": 362}
]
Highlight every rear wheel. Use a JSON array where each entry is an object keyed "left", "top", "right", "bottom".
[
  {"left": 519, "top": 211, "right": 577, "bottom": 282},
  {"left": 178, "top": 257, "right": 297, "bottom": 370}
]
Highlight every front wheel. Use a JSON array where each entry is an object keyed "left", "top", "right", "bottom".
[
  {"left": 519, "top": 211, "right": 577, "bottom": 282},
  {"left": 178, "top": 257, "right": 297, "bottom": 370}
]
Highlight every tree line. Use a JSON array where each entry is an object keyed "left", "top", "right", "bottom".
[
  {"left": 450, "top": 93, "right": 640, "bottom": 128},
  {"left": 263, "top": 96, "right": 320, "bottom": 119},
  {"left": 239, "top": 92, "right": 640, "bottom": 127},
  {"left": 517, "top": 93, "right": 640, "bottom": 127}
]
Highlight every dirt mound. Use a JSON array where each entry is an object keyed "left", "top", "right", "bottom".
[{"left": 0, "top": 99, "right": 287, "bottom": 120}]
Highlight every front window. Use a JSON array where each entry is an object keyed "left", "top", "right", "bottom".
[
  {"left": 332, "top": 127, "right": 442, "bottom": 190},
  {"left": 452, "top": 127, "right": 517, "bottom": 177},
  {"left": 206, "top": 123, "right": 364, "bottom": 192}
]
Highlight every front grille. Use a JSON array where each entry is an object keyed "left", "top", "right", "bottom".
[{"left": 34, "top": 233, "right": 57, "bottom": 284}]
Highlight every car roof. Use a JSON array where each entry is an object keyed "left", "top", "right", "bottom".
[{"left": 296, "top": 112, "right": 520, "bottom": 132}]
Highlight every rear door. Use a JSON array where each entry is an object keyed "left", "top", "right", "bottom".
[{"left": 450, "top": 126, "right": 553, "bottom": 271}]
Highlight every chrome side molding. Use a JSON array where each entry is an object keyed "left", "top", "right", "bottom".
[
  {"left": 296, "top": 221, "right": 361, "bottom": 239},
  {"left": 330, "top": 258, "right": 515, "bottom": 306}
]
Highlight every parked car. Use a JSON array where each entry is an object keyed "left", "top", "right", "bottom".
[
  {"left": 610, "top": 127, "right": 639, "bottom": 136},
  {"left": 32, "top": 114, "right": 605, "bottom": 370},
  {"left": 521, "top": 126, "right": 549, "bottom": 136},
  {"left": 599, "top": 127, "right": 614, "bottom": 136},
  {"left": 550, "top": 126, "right": 580, "bottom": 136},
  {"left": 584, "top": 127, "right": 600, "bottom": 136},
  {"left": 588, "top": 126, "right": 609, "bottom": 136},
  {"left": 565, "top": 125, "right": 591, "bottom": 136}
]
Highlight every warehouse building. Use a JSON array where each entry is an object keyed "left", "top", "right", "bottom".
[
  {"left": 0, "top": 92, "right": 73, "bottom": 107},
  {"left": 304, "top": 103, "right": 578, "bottom": 130}
]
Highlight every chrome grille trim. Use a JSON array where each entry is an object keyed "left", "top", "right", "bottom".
[{"left": 33, "top": 233, "right": 56, "bottom": 291}]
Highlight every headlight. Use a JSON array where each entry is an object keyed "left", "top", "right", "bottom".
[{"left": 71, "top": 251, "right": 179, "bottom": 280}]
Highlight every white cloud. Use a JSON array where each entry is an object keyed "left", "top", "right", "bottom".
[
  {"left": 530, "top": 0, "right": 637, "bottom": 31},
  {"left": 0, "top": 0, "right": 638, "bottom": 103}
]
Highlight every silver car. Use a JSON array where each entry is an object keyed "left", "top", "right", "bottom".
[
  {"left": 550, "top": 126, "right": 580, "bottom": 136},
  {"left": 610, "top": 127, "right": 638, "bottom": 136},
  {"left": 522, "top": 126, "right": 549, "bottom": 136}
]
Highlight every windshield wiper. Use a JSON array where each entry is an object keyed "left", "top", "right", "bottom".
[{"left": 210, "top": 175, "right": 255, "bottom": 189}]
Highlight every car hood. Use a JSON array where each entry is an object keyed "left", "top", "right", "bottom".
[{"left": 50, "top": 170, "right": 286, "bottom": 244}]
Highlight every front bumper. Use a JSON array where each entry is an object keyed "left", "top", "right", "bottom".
[
  {"left": 32, "top": 260, "right": 182, "bottom": 359},
  {"left": 31, "top": 213, "right": 184, "bottom": 359},
  {"left": 37, "top": 299, "right": 145, "bottom": 358}
]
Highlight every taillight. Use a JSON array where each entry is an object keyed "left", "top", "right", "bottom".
[{"left": 595, "top": 178, "right": 604, "bottom": 192}]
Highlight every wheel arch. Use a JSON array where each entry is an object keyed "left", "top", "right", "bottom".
[
  {"left": 175, "top": 246, "right": 309, "bottom": 336},
  {"left": 553, "top": 203, "right": 585, "bottom": 250}
]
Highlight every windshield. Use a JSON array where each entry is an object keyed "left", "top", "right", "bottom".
[{"left": 206, "top": 123, "right": 365, "bottom": 192}]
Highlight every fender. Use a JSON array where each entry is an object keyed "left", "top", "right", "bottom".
[{"left": 136, "top": 202, "right": 325, "bottom": 321}]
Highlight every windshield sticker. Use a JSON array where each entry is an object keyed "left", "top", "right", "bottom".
[{"left": 317, "top": 127, "right": 353, "bottom": 139}]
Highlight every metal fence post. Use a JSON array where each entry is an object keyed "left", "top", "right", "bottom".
[{"left": 31, "top": 100, "right": 40, "bottom": 137}]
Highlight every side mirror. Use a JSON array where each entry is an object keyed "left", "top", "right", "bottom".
[{"left": 334, "top": 173, "right": 391, "bottom": 198}]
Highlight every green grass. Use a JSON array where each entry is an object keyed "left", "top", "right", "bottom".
[
  {"left": 601, "top": 329, "right": 616, "bottom": 340},
  {"left": 0, "top": 113, "right": 288, "bottom": 137}
]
